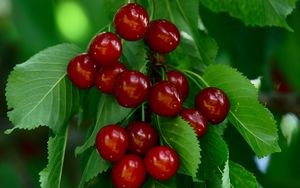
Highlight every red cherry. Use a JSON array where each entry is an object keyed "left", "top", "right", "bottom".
[
  {"left": 149, "top": 81, "right": 182, "bottom": 117},
  {"left": 145, "top": 19, "right": 180, "bottom": 53},
  {"left": 114, "top": 70, "right": 151, "bottom": 108},
  {"left": 95, "top": 62, "right": 127, "bottom": 94},
  {"left": 88, "top": 32, "right": 122, "bottom": 67},
  {"left": 95, "top": 125, "right": 128, "bottom": 162},
  {"left": 271, "top": 65, "right": 292, "bottom": 93},
  {"left": 67, "top": 53, "right": 96, "bottom": 89},
  {"left": 180, "top": 108, "right": 207, "bottom": 137},
  {"left": 112, "top": 154, "right": 146, "bottom": 188},
  {"left": 114, "top": 3, "right": 149, "bottom": 41},
  {"left": 195, "top": 87, "right": 230, "bottom": 124},
  {"left": 167, "top": 71, "right": 189, "bottom": 100},
  {"left": 144, "top": 146, "right": 179, "bottom": 180},
  {"left": 126, "top": 121, "right": 159, "bottom": 156}
]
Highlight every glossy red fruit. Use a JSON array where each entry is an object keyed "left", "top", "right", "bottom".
[
  {"left": 67, "top": 53, "right": 96, "bottom": 89},
  {"left": 127, "top": 121, "right": 159, "bottom": 156},
  {"left": 145, "top": 19, "right": 180, "bottom": 53},
  {"left": 114, "top": 3, "right": 149, "bottom": 41},
  {"left": 180, "top": 108, "right": 208, "bottom": 137},
  {"left": 195, "top": 87, "right": 230, "bottom": 124},
  {"left": 114, "top": 70, "right": 151, "bottom": 108},
  {"left": 167, "top": 71, "right": 189, "bottom": 100},
  {"left": 149, "top": 81, "right": 182, "bottom": 117},
  {"left": 112, "top": 154, "right": 146, "bottom": 188},
  {"left": 144, "top": 146, "right": 179, "bottom": 180},
  {"left": 95, "top": 62, "right": 127, "bottom": 94},
  {"left": 88, "top": 32, "right": 122, "bottom": 67},
  {"left": 95, "top": 125, "right": 128, "bottom": 162}
]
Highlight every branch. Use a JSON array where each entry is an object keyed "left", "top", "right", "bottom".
[{"left": 259, "top": 92, "right": 300, "bottom": 119}]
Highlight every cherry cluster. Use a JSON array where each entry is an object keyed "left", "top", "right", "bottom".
[
  {"left": 66, "top": 2, "right": 230, "bottom": 187},
  {"left": 96, "top": 122, "right": 179, "bottom": 187}
]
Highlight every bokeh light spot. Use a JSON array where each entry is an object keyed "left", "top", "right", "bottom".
[{"left": 55, "top": 1, "right": 90, "bottom": 42}]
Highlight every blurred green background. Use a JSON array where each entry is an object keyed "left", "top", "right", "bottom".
[{"left": 0, "top": 0, "right": 300, "bottom": 187}]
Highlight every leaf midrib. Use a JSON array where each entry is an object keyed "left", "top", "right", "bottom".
[{"left": 229, "top": 111, "right": 273, "bottom": 148}]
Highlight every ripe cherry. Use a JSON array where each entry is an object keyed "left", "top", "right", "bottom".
[
  {"left": 88, "top": 32, "right": 122, "bottom": 67},
  {"left": 112, "top": 154, "right": 146, "bottom": 188},
  {"left": 145, "top": 19, "right": 180, "bottom": 53},
  {"left": 95, "top": 125, "right": 128, "bottom": 162},
  {"left": 126, "top": 121, "right": 159, "bottom": 156},
  {"left": 180, "top": 108, "right": 207, "bottom": 137},
  {"left": 167, "top": 71, "right": 189, "bottom": 100},
  {"left": 114, "top": 3, "right": 149, "bottom": 41},
  {"left": 195, "top": 87, "right": 230, "bottom": 124},
  {"left": 144, "top": 146, "right": 179, "bottom": 180},
  {"left": 67, "top": 53, "right": 96, "bottom": 89},
  {"left": 95, "top": 62, "right": 127, "bottom": 94},
  {"left": 114, "top": 70, "right": 151, "bottom": 108},
  {"left": 149, "top": 81, "right": 182, "bottom": 117}
]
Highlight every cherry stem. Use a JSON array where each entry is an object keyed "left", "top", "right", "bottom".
[
  {"left": 148, "top": 0, "right": 155, "bottom": 20},
  {"left": 160, "top": 66, "right": 166, "bottom": 80},
  {"left": 167, "top": 64, "right": 208, "bottom": 89},
  {"left": 182, "top": 69, "right": 209, "bottom": 87},
  {"left": 165, "top": 0, "right": 174, "bottom": 22},
  {"left": 183, "top": 71, "right": 203, "bottom": 89},
  {"left": 141, "top": 103, "right": 145, "bottom": 122},
  {"left": 155, "top": 115, "right": 172, "bottom": 147},
  {"left": 108, "top": 24, "right": 111, "bottom": 32}
]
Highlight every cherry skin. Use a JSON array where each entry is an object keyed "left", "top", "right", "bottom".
[
  {"left": 167, "top": 71, "right": 189, "bottom": 101},
  {"left": 144, "top": 146, "right": 179, "bottom": 180},
  {"left": 114, "top": 3, "right": 149, "bottom": 41},
  {"left": 195, "top": 87, "right": 230, "bottom": 124},
  {"left": 126, "top": 121, "right": 159, "bottom": 156},
  {"left": 114, "top": 70, "right": 151, "bottom": 108},
  {"left": 145, "top": 19, "right": 180, "bottom": 53},
  {"left": 180, "top": 108, "right": 208, "bottom": 137},
  {"left": 149, "top": 81, "right": 182, "bottom": 117},
  {"left": 67, "top": 53, "right": 96, "bottom": 89},
  {"left": 112, "top": 154, "right": 146, "bottom": 188},
  {"left": 95, "top": 125, "right": 128, "bottom": 162},
  {"left": 88, "top": 32, "right": 122, "bottom": 67},
  {"left": 95, "top": 62, "right": 127, "bottom": 94}
]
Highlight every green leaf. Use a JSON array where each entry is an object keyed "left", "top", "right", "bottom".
[
  {"left": 5, "top": 44, "right": 81, "bottom": 134},
  {"left": 174, "top": 0, "right": 218, "bottom": 65},
  {"left": 202, "top": 64, "right": 281, "bottom": 157},
  {"left": 229, "top": 161, "right": 258, "bottom": 188},
  {"left": 158, "top": 116, "right": 201, "bottom": 178},
  {"left": 222, "top": 160, "right": 230, "bottom": 188},
  {"left": 79, "top": 149, "right": 110, "bottom": 188},
  {"left": 122, "top": 40, "right": 148, "bottom": 73},
  {"left": 142, "top": 177, "right": 177, "bottom": 188},
  {"left": 153, "top": 0, "right": 218, "bottom": 67},
  {"left": 75, "top": 94, "right": 131, "bottom": 155},
  {"left": 199, "top": 0, "right": 297, "bottom": 31},
  {"left": 39, "top": 127, "right": 69, "bottom": 188},
  {"left": 170, "top": 31, "right": 218, "bottom": 71},
  {"left": 197, "top": 127, "right": 229, "bottom": 181}
]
